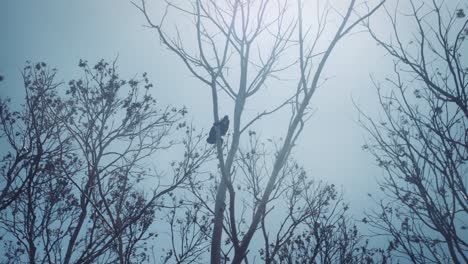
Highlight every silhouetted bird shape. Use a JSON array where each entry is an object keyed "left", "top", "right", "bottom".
[{"left": 207, "top": 115, "right": 229, "bottom": 144}]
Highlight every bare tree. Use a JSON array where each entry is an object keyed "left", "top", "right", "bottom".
[
  {"left": 0, "top": 60, "right": 212, "bottom": 263},
  {"left": 273, "top": 213, "right": 391, "bottom": 264},
  {"left": 360, "top": 1, "right": 468, "bottom": 263},
  {"left": 257, "top": 164, "right": 358, "bottom": 264},
  {"left": 0, "top": 62, "right": 80, "bottom": 264},
  {"left": 135, "top": 0, "right": 385, "bottom": 263},
  {"left": 163, "top": 131, "right": 392, "bottom": 264},
  {"left": 160, "top": 195, "right": 213, "bottom": 264},
  {"left": 238, "top": 134, "right": 393, "bottom": 264},
  {"left": 0, "top": 63, "right": 63, "bottom": 213}
]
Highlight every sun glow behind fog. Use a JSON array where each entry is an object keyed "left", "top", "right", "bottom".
[
  {"left": 145, "top": 0, "right": 389, "bottom": 198},
  {"left": 197, "top": 0, "right": 361, "bottom": 112},
  {"left": 196, "top": 0, "right": 391, "bottom": 198}
]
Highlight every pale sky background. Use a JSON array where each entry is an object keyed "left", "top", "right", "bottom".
[{"left": 0, "top": 0, "right": 391, "bottom": 219}]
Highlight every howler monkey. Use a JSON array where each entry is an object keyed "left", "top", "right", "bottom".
[{"left": 207, "top": 115, "right": 229, "bottom": 144}]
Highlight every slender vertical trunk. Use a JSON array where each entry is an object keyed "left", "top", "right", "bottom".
[
  {"left": 27, "top": 180, "right": 37, "bottom": 264},
  {"left": 211, "top": 48, "right": 249, "bottom": 263},
  {"left": 64, "top": 170, "right": 95, "bottom": 264},
  {"left": 64, "top": 196, "right": 88, "bottom": 264}
]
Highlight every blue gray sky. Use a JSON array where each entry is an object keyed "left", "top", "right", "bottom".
[{"left": 0, "top": 0, "right": 391, "bottom": 216}]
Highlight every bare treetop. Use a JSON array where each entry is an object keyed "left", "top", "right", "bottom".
[{"left": 134, "top": 1, "right": 385, "bottom": 263}]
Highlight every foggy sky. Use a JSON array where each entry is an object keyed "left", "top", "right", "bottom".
[{"left": 0, "top": 0, "right": 391, "bottom": 218}]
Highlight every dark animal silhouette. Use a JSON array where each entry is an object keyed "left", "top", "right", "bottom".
[{"left": 207, "top": 115, "right": 229, "bottom": 144}]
